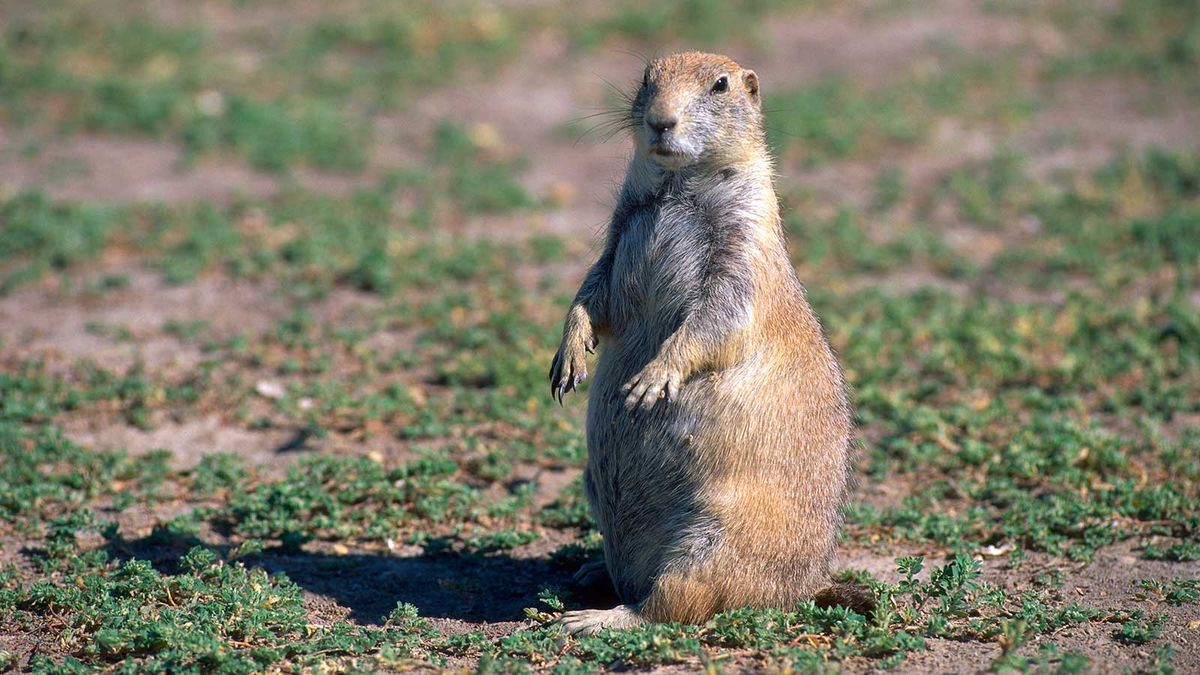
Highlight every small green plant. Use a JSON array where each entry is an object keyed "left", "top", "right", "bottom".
[
  {"left": 1114, "top": 611, "right": 1166, "bottom": 644},
  {"left": 1137, "top": 578, "right": 1200, "bottom": 606},
  {"left": 1143, "top": 541, "right": 1200, "bottom": 561}
]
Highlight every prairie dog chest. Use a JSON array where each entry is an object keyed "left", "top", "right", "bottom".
[{"left": 609, "top": 193, "right": 710, "bottom": 328}]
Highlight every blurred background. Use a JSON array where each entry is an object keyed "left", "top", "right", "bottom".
[{"left": 1, "top": 0, "right": 1198, "bottom": 671}]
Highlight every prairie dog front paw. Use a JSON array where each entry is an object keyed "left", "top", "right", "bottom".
[
  {"left": 621, "top": 361, "right": 682, "bottom": 411},
  {"left": 549, "top": 320, "right": 596, "bottom": 403}
]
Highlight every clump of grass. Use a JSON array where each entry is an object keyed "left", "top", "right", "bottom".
[
  {"left": 872, "top": 166, "right": 907, "bottom": 212},
  {"left": 0, "top": 132, "right": 537, "bottom": 296},
  {"left": 3, "top": 543, "right": 437, "bottom": 672},
  {"left": 1142, "top": 541, "right": 1200, "bottom": 562},
  {"left": 487, "top": 555, "right": 1099, "bottom": 670},
  {"left": 1137, "top": 578, "right": 1200, "bottom": 606},
  {"left": 429, "top": 123, "right": 535, "bottom": 215},
  {"left": 1114, "top": 611, "right": 1166, "bottom": 645},
  {"left": 0, "top": 193, "right": 122, "bottom": 294},
  {"left": 785, "top": 204, "right": 972, "bottom": 277},
  {"left": 285, "top": 4, "right": 520, "bottom": 108},
  {"left": 942, "top": 148, "right": 1038, "bottom": 229},
  {"left": 986, "top": 149, "right": 1200, "bottom": 290},
  {"left": 994, "top": 641, "right": 1092, "bottom": 674},
  {"left": 766, "top": 55, "right": 1031, "bottom": 167},
  {"left": 1051, "top": 0, "right": 1200, "bottom": 83},
  {"left": 0, "top": 4, "right": 528, "bottom": 172},
  {"left": 538, "top": 477, "right": 594, "bottom": 530},
  {"left": 0, "top": 13, "right": 369, "bottom": 172},
  {"left": 571, "top": 0, "right": 798, "bottom": 48},
  {"left": 182, "top": 96, "right": 368, "bottom": 172},
  {"left": 767, "top": 78, "right": 930, "bottom": 166},
  {"left": 0, "top": 361, "right": 188, "bottom": 522},
  {"left": 207, "top": 440, "right": 541, "bottom": 554},
  {"left": 20, "top": 508, "right": 1114, "bottom": 673}
]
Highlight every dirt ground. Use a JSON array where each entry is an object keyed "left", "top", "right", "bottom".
[{"left": 2, "top": 0, "right": 1198, "bottom": 672}]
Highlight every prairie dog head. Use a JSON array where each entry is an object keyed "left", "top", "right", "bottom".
[{"left": 631, "top": 52, "right": 764, "bottom": 171}]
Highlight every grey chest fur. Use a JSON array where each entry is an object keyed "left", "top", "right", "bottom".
[{"left": 608, "top": 191, "right": 710, "bottom": 337}]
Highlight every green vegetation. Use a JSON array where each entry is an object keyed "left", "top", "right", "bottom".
[
  {"left": 1137, "top": 578, "right": 1200, "bottom": 606},
  {"left": 1049, "top": 0, "right": 1200, "bottom": 85},
  {"left": 0, "top": 194, "right": 121, "bottom": 293},
  {"left": 3, "top": 543, "right": 438, "bottom": 672},
  {"left": 0, "top": 11, "right": 366, "bottom": 171},
  {"left": 0, "top": 119, "right": 536, "bottom": 296},
  {"left": 3, "top": 143, "right": 1194, "bottom": 669},
  {"left": 1, "top": 0, "right": 1197, "bottom": 671},
  {"left": 766, "top": 57, "right": 1034, "bottom": 166},
  {"left": 0, "top": 525, "right": 1142, "bottom": 672},
  {"left": 0, "top": 2, "right": 521, "bottom": 171},
  {"left": 570, "top": 0, "right": 801, "bottom": 48}
]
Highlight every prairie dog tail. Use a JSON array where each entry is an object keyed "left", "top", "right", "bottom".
[{"left": 813, "top": 582, "right": 877, "bottom": 616}]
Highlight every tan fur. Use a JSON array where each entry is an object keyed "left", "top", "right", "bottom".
[{"left": 550, "top": 53, "right": 863, "bottom": 635}]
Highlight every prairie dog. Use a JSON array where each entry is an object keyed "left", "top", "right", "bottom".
[{"left": 549, "top": 52, "right": 862, "bottom": 635}]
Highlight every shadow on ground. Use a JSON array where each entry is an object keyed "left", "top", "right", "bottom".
[
  {"left": 251, "top": 549, "right": 562, "bottom": 624},
  {"left": 101, "top": 530, "right": 615, "bottom": 625}
]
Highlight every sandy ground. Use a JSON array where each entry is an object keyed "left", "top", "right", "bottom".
[{"left": 2, "top": 0, "right": 1198, "bottom": 671}]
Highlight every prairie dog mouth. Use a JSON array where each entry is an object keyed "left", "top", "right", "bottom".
[{"left": 648, "top": 144, "right": 692, "bottom": 168}]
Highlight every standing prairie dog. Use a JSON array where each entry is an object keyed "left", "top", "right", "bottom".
[{"left": 549, "top": 52, "right": 865, "bottom": 635}]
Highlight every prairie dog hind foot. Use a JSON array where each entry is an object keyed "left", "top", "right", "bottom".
[{"left": 556, "top": 605, "right": 644, "bottom": 636}]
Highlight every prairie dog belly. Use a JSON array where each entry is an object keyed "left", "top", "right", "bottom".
[{"left": 584, "top": 341, "right": 776, "bottom": 602}]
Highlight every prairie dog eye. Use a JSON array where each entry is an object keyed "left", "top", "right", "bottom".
[{"left": 710, "top": 76, "right": 728, "bottom": 94}]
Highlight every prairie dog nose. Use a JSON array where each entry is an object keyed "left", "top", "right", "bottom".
[{"left": 647, "top": 115, "right": 678, "bottom": 134}]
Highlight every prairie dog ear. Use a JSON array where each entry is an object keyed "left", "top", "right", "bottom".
[{"left": 743, "top": 69, "right": 760, "bottom": 103}]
